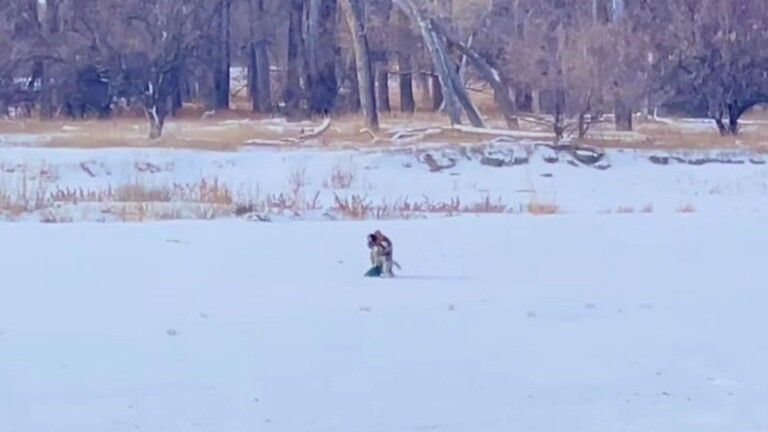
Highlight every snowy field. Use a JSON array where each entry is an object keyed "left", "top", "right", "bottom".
[{"left": 1, "top": 215, "right": 767, "bottom": 431}]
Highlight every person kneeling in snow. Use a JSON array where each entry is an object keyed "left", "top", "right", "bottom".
[{"left": 365, "top": 230, "right": 397, "bottom": 277}]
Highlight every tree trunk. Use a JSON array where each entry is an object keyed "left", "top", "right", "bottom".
[
  {"left": 39, "top": 72, "right": 53, "bottom": 120},
  {"left": 212, "top": 0, "right": 232, "bottom": 109},
  {"left": 146, "top": 94, "right": 168, "bottom": 140},
  {"left": 727, "top": 103, "right": 741, "bottom": 135},
  {"left": 248, "top": 0, "right": 272, "bottom": 112},
  {"left": 376, "top": 63, "right": 391, "bottom": 112},
  {"left": 307, "top": 0, "right": 339, "bottom": 114},
  {"left": 417, "top": 72, "right": 432, "bottom": 108},
  {"left": 148, "top": 108, "right": 165, "bottom": 139},
  {"left": 339, "top": 0, "right": 379, "bottom": 131},
  {"left": 614, "top": 97, "right": 632, "bottom": 131},
  {"left": 592, "top": 0, "right": 599, "bottom": 23},
  {"left": 394, "top": 1, "right": 484, "bottom": 126},
  {"left": 145, "top": 70, "right": 175, "bottom": 139},
  {"left": 458, "top": 32, "right": 475, "bottom": 86},
  {"left": 394, "top": 9, "right": 415, "bottom": 114},
  {"left": 43, "top": 0, "right": 61, "bottom": 33},
  {"left": 397, "top": 51, "right": 415, "bottom": 113},
  {"left": 578, "top": 112, "right": 587, "bottom": 139},
  {"left": 433, "top": 21, "right": 517, "bottom": 128},
  {"left": 431, "top": 73, "right": 443, "bottom": 112},
  {"left": 284, "top": 0, "right": 305, "bottom": 118},
  {"left": 711, "top": 106, "right": 727, "bottom": 135},
  {"left": 249, "top": 42, "right": 272, "bottom": 112},
  {"left": 394, "top": 0, "right": 467, "bottom": 125},
  {"left": 553, "top": 87, "right": 566, "bottom": 141},
  {"left": 531, "top": 88, "right": 541, "bottom": 114},
  {"left": 612, "top": 0, "right": 625, "bottom": 22},
  {"left": 170, "top": 66, "right": 183, "bottom": 116}
]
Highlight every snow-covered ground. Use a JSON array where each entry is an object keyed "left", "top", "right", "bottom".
[
  {"left": 1, "top": 215, "right": 766, "bottom": 431},
  {"left": 2, "top": 141, "right": 768, "bottom": 221},
  {"left": 2, "top": 132, "right": 768, "bottom": 430}
]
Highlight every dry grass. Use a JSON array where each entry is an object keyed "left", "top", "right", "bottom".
[
  {"left": 47, "top": 178, "right": 233, "bottom": 206},
  {"left": 0, "top": 168, "right": 238, "bottom": 222},
  {"left": 581, "top": 112, "right": 768, "bottom": 153},
  {"left": 641, "top": 204, "right": 654, "bottom": 213},
  {"left": 0, "top": 164, "right": 51, "bottom": 216},
  {"left": 0, "top": 112, "right": 476, "bottom": 151},
  {"left": 676, "top": 203, "right": 696, "bottom": 213},
  {"left": 616, "top": 206, "right": 635, "bottom": 214},
  {"left": 329, "top": 194, "right": 510, "bottom": 220},
  {"left": 527, "top": 200, "right": 560, "bottom": 215},
  {"left": 4, "top": 92, "right": 768, "bottom": 152}
]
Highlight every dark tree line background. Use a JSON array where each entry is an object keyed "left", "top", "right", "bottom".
[{"left": 1, "top": 0, "right": 767, "bottom": 139}]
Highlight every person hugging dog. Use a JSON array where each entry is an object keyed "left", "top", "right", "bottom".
[{"left": 365, "top": 230, "right": 397, "bottom": 278}]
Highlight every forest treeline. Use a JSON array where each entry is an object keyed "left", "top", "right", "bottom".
[{"left": 1, "top": 0, "right": 767, "bottom": 139}]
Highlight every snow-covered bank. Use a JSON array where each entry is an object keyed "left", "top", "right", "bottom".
[
  {"left": 1, "top": 215, "right": 766, "bottom": 431},
  {"left": 1, "top": 143, "right": 768, "bottom": 221}
]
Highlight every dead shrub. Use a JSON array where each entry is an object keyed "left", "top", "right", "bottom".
[
  {"left": 528, "top": 200, "right": 559, "bottom": 215},
  {"left": 115, "top": 182, "right": 173, "bottom": 202},
  {"left": 467, "top": 196, "right": 509, "bottom": 213},
  {"left": 0, "top": 165, "right": 50, "bottom": 214},
  {"left": 641, "top": 204, "right": 654, "bottom": 213},
  {"left": 288, "top": 167, "right": 309, "bottom": 196},
  {"left": 323, "top": 163, "right": 357, "bottom": 189},
  {"left": 332, "top": 194, "right": 372, "bottom": 219},
  {"left": 677, "top": 203, "right": 696, "bottom": 213},
  {"left": 616, "top": 206, "right": 635, "bottom": 214},
  {"left": 194, "top": 178, "right": 233, "bottom": 205}
]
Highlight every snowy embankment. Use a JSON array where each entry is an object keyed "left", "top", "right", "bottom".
[
  {"left": 1, "top": 141, "right": 768, "bottom": 221},
  {"left": 1, "top": 215, "right": 766, "bottom": 431}
]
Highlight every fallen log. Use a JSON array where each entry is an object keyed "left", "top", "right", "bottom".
[
  {"left": 292, "top": 117, "right": 332, "bottom": 142},
  {"left": 244, "top": 118, "right": 333, "bottom": 146},
  {"left": 391, "top": 127, "right": 444, "bottom": 144}
]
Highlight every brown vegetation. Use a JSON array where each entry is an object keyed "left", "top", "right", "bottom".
[{"left": 527, "top": 200, "right": 560, "bottom": 215}]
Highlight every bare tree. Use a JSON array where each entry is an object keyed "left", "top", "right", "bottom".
[
  {"left": 102, "top": 0, "right": 217, "bottom": 138},
  {"left": 339, "top": 0, "right": 379, "bottom": 130},
  {"left": 663, "top": 0, "right": 768, "bottom": 134},
  {"left": 247, "top": 0, "right": 272, "bottom": 112}
]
